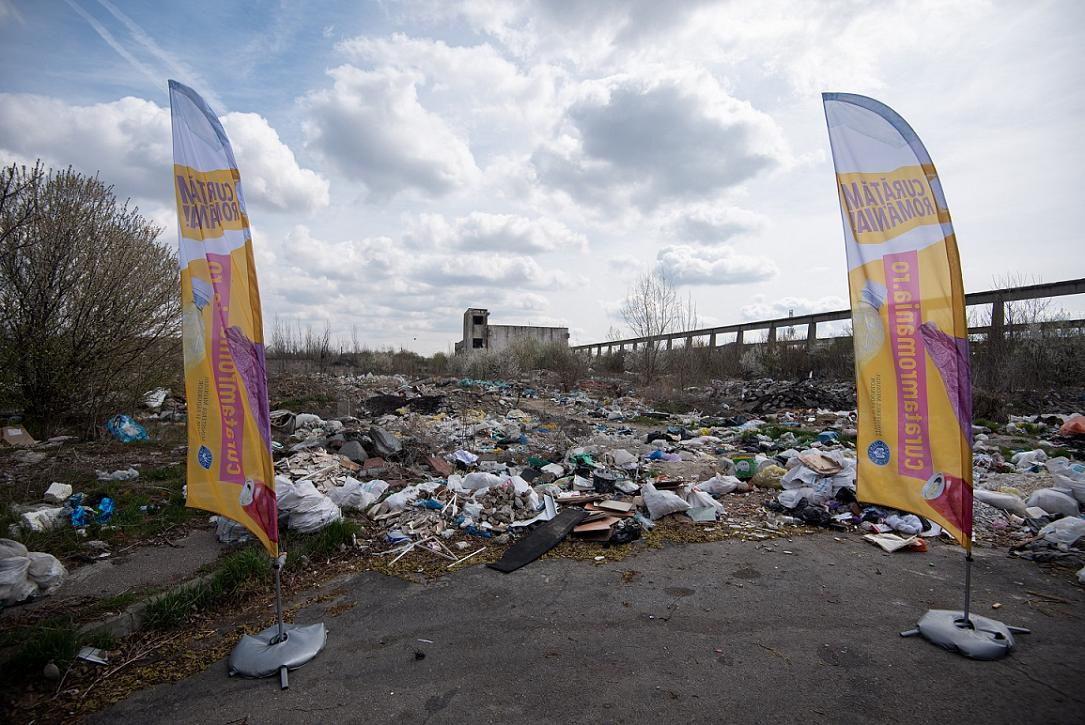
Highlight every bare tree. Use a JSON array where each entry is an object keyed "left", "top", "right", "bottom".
[
  {"left": 0, "top": 163, "right": 180, "bottom": 431},
  {"left": 619, "top": 269, "right": 686, "bottom": 383}
]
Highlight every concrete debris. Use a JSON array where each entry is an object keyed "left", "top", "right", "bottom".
[{"left": 193, "top": 373, "right": 1084, "bottom": 579}]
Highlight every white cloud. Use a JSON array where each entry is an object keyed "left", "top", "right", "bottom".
[
  {"left": 665, "top": 204, "right": 766, "bottom": 244},
  {"left": 302, "top": 64, "right": 480, "bottom": 198},
  {"left": 532, "top": 70, "right": 788, "bottom": 210},
  {"left": 404, "top": 211, "right": 586, "bottom": 253},
  {"left": 0, "top": 94, "right": 328, "bottom": 214},
  {"left": 0, "top": 0, "right": 23, "bottom": 25},
  {"left": 606, "top": 254, "right": 646, "bottom": 275},
  {"left": 221, "top": 114, "right": 330, "bottom": 213},
  {"left": 337, "top": 34, "right": 559, "bottom": 136},
  {"left": 740, "top": 294, "right": 848, "bottom": 321},
  {"left": 655, "top": 244, "right": 778, "bottom": 285}
]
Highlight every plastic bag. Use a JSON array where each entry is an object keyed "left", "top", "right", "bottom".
[
  {"left": 683, "top": 488, "right": 726, "bottom": 512},
  {"left": 781, "top": 463, "right": 820, "bottom": 490},
  {"left": 327, "top": 477, "right": 378, "bottom": 512},
  {"left": 886, "top": 514, "right": 923, "bottom": 536},
  {"left": 1046, "top": 457, "right": 1085, "bottom": 505},
  {"left": 642, "top": 483, "right": 691, "bottom": 520},
  {"left": 1025, "top": 488, "right": 1081, "bottom": 517},
  {"left": 276, "top": 479, "right": 342, "bottom": 533},
  {"left": 1037, "top": 517, "right": 1085, "bottom": 546},
  {"left": 106, "top": 415, "right": 148, "bottom": 443},
  {"left": 974, "top": 489, "right": 1027, "bottom": 517},
  {"left": 751, "top": 465, "right": 786, "bottom": 490},
  {"left": 778, "top": 487, "right": 815, "bottom": 509},
  {"left": 696, "top": 475, "right": 740, "bottom": 496},
  {"left": 0, "top": 552, "right": 33, "bottom": 605},
  {"left": 27, "top": 552, "right": 66, "bottom": 593},
  {"left": 19, "top": 507, "right": 65, "bottom": 533},
  {"left": 462, "top": 472, "right": 503, "bottom": 491},
  {"left": 294, "top": 413, "right": 324, "bottom": 429},
  {"left": 213, "top": 516, "right": 254, "bottom": 544},
  {"left": 1011, "top": 448, "right": 1047, "bottom": 472}
]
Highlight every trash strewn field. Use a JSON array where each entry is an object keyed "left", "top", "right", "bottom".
[{"left": 1, "top": 371, "right": 1084, "bottom": 721}]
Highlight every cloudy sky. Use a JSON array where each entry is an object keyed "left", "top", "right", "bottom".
[{"left": 1, "top": 0, "right": 1082, "bottom": 353}]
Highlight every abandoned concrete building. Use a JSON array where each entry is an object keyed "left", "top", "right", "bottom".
[{"left": 454, "top": 308, "right": 570, "bottom": 354}]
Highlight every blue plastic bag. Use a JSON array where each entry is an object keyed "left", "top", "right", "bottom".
[
  {"left": 106, "top": 415, "right": 148, "bottom": 443},
  {"left": 97, "top": 498, "right": 114, "bottom": 524}
]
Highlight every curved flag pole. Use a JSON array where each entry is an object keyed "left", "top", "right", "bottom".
[
  {"left": 168, "top": 79, "right": 326, "bottom": 686},
  {"left": 822, "top": 92, "right": 1028, "bottom": 659}
]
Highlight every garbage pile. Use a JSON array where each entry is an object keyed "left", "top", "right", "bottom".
[{"left": 0, "top": 539, "right": 66, "bottom": 605}]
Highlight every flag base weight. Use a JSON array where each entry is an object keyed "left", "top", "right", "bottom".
[
  {"left": 900, "top": 609, "right": 1029, "bottom": 660},
  {"left": 228, "top": 622, "right": 327, "bottom": 685},
  {"left": 227, "top": 553, "right": 326, "bottom": 688}
]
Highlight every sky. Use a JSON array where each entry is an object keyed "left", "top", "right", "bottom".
[{"left": 1, "top": 0, "right": 1083, "bottom": 353}]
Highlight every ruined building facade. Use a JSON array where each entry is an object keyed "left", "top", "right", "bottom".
[{"left": 454, "top": 308, "right": 569, "bottom": 354}]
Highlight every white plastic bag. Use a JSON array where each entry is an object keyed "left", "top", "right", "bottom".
[
  {"left": 778, "top": 487, "right": 815, "bottom": 509},
  {"left": 781, "top": 464, "right": 820, "bottom": 490},
  {"left": 276, "top": 479, "right": 342, "bottom": 533},
  {"left": 695, "top": 475, "right": 740, "bottom": 496},
  {"left": 642, "top": 483, "right": 691, "bottom": 520},
  {"left": 609, "top": 449, "right": 637, "bottom": 469},
  {"left": 0, "top": 552, "right": 33, "bottom": 605},
  {"left": 294, "top": 413, "right": 324, "bottom": 429},
  {"left": 327, "top": 477, "right": 378, "bottom": 512},
  {"left": 462, "top": 472, "right": 503, "bottom": 491},
  {"left": 1026, "top": 488, "right": 1080, "bottom": 517},
  {"left": 1046, "top": 457, "right": 1085, "bottom": 504},
  {"left": 683, "top": 488, "right": 726, "bottom": 512},
  {"left": 886, "top": 514, "right": 923, "bottom": 536},
  {"left": 27, "top": 552, "right": 66, "bottom": 593},
  {"left": 1037, "top": 517, "right": 1085, "bottom": 546},
  {"left": 1012, "top": 448, "right": 1047, "bottom": 471},
  {"left": 19, "top": 507, "right": 65, "bottom": 533}
]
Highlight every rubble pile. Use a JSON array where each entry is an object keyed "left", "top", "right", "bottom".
[
  {"left": 701, "top": 378, "right": 857, "bottom": 414},
  {"left": 196, "top": 374, "right": 1080, "bottom": 583},
  {"left": 4, "top": 374, "right": 1082, "bottom": 593}
]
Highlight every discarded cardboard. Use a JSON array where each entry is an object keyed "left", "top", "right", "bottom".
[{"left": 2, "top": 425, "right": 36, "bottom": 447}]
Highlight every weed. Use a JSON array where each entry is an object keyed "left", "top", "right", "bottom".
[
  {"left": 0, "top": 619, "right": 115, "bottom": 686},
  {"left": 974, "top": 418, "right": 1002, "bottom": 431},
  {"left": 283, "top": 519, "right": 359, "bottom": 567},
  {"left": 143, "top": 547, "right": 270, "bottom": 630}
]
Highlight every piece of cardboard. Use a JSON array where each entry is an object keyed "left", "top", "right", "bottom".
[
  {"left": 596, "top": 499, "right": 634, "bottom": 514},
  {"left": 2, "top": 426, "right": 36, "bottom": 447},
  {"left": 573, "top": 516, "right": 620, "bottom": 533}
]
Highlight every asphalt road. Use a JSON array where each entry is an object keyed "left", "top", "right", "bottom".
[{"left": 91, "top": 534, "right": 1085, "bottom": 724}]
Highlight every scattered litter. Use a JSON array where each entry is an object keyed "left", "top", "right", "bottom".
[{"left": 105, "top": 415, "right": 148, "bottom": 443}]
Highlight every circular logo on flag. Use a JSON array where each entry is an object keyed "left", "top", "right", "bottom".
[
  {"left": 868, "top": 440, "right": 890, "bottom": 466},
  {"left": 197, "top": 445, "right": 213, "bottom": 470}
]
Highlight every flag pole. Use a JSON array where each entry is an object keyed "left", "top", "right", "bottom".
[{"left": 961, "top": 551, "right": 973, "bottom": 626}]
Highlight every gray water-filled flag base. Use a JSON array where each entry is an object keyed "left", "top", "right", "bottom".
[
  {"left": 227, "top": 553, "right": 327, "bottom": 688},
  {"left": 228, "top": 622, "right": 327, "bottom": 680},
  {"left": 900, "top": 609, "right": 1030, "bottom": 660}
]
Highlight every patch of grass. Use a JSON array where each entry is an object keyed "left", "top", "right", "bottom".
[
  {"left": 759, "top": 424, "right": 818, "bottom": 441},
  {"left": 283, "top": 519, "right": 359, "bottom": 568},
  {"left": 974, "top": 418, "right": 1002, "bottom": 432},
  {"left": 0, "top": 619, "right": 115, "bottom": 687},
  {"left": 143, "top": 547, "right": 270, "bottom": 630}
]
